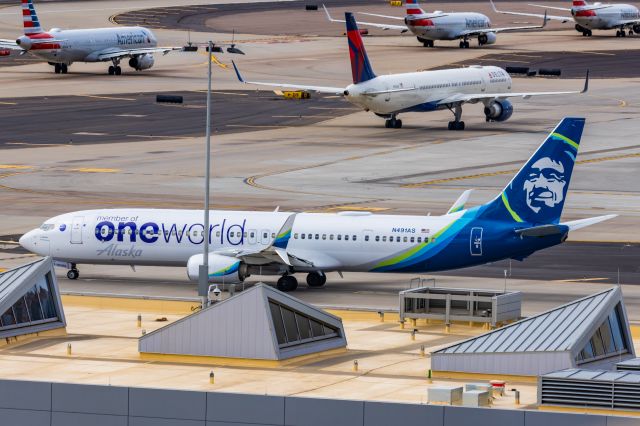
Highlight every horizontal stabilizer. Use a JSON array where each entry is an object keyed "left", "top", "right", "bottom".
[
  {"left": 562, "top": 214, "right": 618, "bottom": 231},
  {"left": 447, "top": 189, "right": 473, "bottom": 214},
  {"left": 515, "top": 224, "right": 564, "bottom": 237}
]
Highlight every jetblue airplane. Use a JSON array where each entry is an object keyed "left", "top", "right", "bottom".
[
  {"left": 491, "top": 0, "right": 640, "bottom": 37},
  {"left": 3, "top": 0, "right": 177, "bottom": 75},
  {"left": 325, "top": 1, "right": 547, "bottom": 48},
  {"left": 20, "top": 118, "right": 615, "bottom": 291},
  {"left": 233, "top": 12, "right": 587, "bottom": 130}
]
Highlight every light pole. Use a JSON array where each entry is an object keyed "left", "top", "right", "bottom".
[{"left": 198, "top": 40, "right": 214, "bottom": 308}]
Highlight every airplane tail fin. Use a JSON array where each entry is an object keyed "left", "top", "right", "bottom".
[
  {"left": 406, "top": 0, "right": 427, "bottom": 15},
  {"left": 345, "top": 12, "right": 376, "bottom": 84},
  {"left": 573, "top": 0, "right": 589, "bottom": 6},
  {"left": 479, "top": 117, "right": 585, "bottom": 225},
  {"left": 22, "top": 0, "right": 43, "bottom": 35}
]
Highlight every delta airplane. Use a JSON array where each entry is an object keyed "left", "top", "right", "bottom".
[
  {"left": 4, "top": 0, "right": 178, "bottom": 74},
  {"left": 232, "top": 12, "right": 587, "bottom": 130},
  {"left": 490, "top": 0, "right": 640, "bottom": 37},
  {"left": 324, "top": 1, "right": 547, "bottom": 48},
  {"left": 20, "top": 118, "right": 616, "bottom": 292}
]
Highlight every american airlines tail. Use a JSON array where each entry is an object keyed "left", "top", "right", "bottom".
[
  {"left": 573, "top": 0, "right": 589, "bottom": 6},
  {"left": 22, "top": 0, "right": 43, "bottom": 35},
  {"left": 345, "top": 13, "right": 376, "bottom": 84},
  {"left": 479, "top": 117, "right": 585, "bottom": 225},
  {"left": 406, "top": 0, "right": 427, "bottom": 16}
]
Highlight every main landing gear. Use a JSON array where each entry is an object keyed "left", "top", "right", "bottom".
[
  {"left": 53, "top": 63, "right": 68, "bottom": 74},
  {"left": 306, "top": 272, "right": 327, "bottom": 288},
  {"left": 616, "top": 28, "right": 631, "bottom": 37},
  {"left": 384, "top": 115, "right": 403, "bottom": 129},
  {"left": 582, "top": 29, "right": 593, "bottom": 37},
  {"left": 446, "top": 103, "right": 465, "bottom": 130},
  {"left": 418, "top": 37, "right": 434, "bottom": 47},
  {"left": 459, "top": 38, "right": 470, "bottom": 49},
  {"left": 108, "top": 58, "right": 122, "bottom": 76},
  {"left": 66, "top": 264, "right": 79, "bottom": 280},
  {"left": 277, "top": 274, "right": 298, "bottom": 292}
]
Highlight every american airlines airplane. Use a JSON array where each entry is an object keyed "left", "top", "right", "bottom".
[
  {"left": 4, "top": 0, "right": 177, "bottom": 74},
  {"left": 491, "top": 0, "right": 640, "bottom": 37},
  {"left": 19, "top": 118, "right": 616, "bottom": 292},
  {"left": 233, "top": 12, "right": 587, "bottom": 130},
  {"left": 324, "top": 1, "right": 547, "bottom": 48}
]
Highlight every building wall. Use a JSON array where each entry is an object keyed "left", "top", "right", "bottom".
[{"left": 0, "top": 379, "right": 636, "bottom": 426}]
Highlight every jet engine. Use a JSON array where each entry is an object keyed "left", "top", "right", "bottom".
[
  {"left": 478, "top": 32, "right": 497, "bottom": 45},
  {"left": 128, "top": 54, "right": 154, "bottom": 71},
  {"left": 484, "top": 99, "right": 513, "bottom": 122},
  {"left": 15, "top": 36, "right": 32, "bottom": 50},
  {"left": 634, "top": 24, "right": 640, "bottom": 34},
  {"left": 186, "top": 253, "right": 249, "bottom": 283}
]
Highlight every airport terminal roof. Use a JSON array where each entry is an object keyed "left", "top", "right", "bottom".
[{"left": 432, "top": 287, "right": 635, "bottom": 376}]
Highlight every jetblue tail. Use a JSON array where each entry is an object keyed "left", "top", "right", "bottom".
[
  {"left": 480, "top": 117, "right": 585, "bottom": 225},
  {"left": 22, "top": 0, "right": 43, "bottom": 35},
  {"left": 345, "top": 13, "right": 376, "bottom": 84},
  {"left": 406, "top": 0, "right": 427, "bottom": 15}
]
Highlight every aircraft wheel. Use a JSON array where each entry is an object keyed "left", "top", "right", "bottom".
[
  {"left": 385, "top": 120, "right": 391, "bottom": 128},
  {"left": 457, "top": 121, "right": 465, "bottom": 130},
  {"left": 588, "top": 30, "right": 593, "bottom": 36},
  {"left": 115, "top": 66, "right": 122, "bottom": 75},
  {"left": 394, "top": 119, "right": 403, "bottom": 129},
  {"left": 464, "top": 41, "right": 470, "bottom": 48},
  {"left": 459, "top": 41, "right": 465, "bottom": 48},
  {"left": 54, "top": 64, "right": 61, "bottom": 74},
  {"left": 306, "top": 272, "right": 326, "bottom": 288},
  {"left": 277, "top": 275, "right": 298, "bottom": 292},
  {"left": 67, "top": 269, "right": 79, "bottom": 280},
  {"left": 621, "top": 30, "right": 627, "bottom": 37},
  {"left": 108, "top": 66, "right": 115, "bottom": 75},
  {"left": 61, "top": 64, "right": 68, "bottom": 74}
]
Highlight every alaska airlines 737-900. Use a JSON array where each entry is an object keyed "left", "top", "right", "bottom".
[
  {"left": 232, "top": 12, "right": 587, "bottom": 130},
  {"left": 3, "top": 0, "right": 178, "bottom": 75},
  {"left": 19, "top": 118, "right": 616, "bottom": 292}
]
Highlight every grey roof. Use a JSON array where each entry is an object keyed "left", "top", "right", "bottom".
[
  {"left": 435, "top": 287, "right": 621, "bottom": 355},
  {"left": 139, "top": 283, "right": 347, "bottom": 361},
  {"left": 544, "top": 368, "right": 640, "bottom": 384},
  {"left": 0, "top": 257, "right": 49, "bottom": 310}
]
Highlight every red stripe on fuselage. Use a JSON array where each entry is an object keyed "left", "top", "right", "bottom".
[
  {"left": 28, "top": 33, "right": 53, "bottom": 39},
  {"left": 30, "top": 43, "right": 60, "bottom": 50}
]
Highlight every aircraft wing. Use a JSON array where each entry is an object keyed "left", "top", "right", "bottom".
[
  {"left": 617, "top": 18, "right": 640, "bottom": 26},
  {"left": 438, "top": 70, "right": 589, "bottom": 104},
  {"left": 96, "top": 47, "right": 179, "bottom": 61},
  {"left": 489, "top": 0, "right": 571, "bottom": 22},
  {"left": 0, "top": 39, "right": 22, "bottom": 50},
  {"left": 460, "top": 12, "right": 548, "bottom": 35},
  {"left": 359, "top": 12, "right": 448, "bottom": 20},
  {"left": 232, "top": 61, "right": 345, "bottom": 95},
  {"left": 324, "top": 6, "right": 408, "bottom": 31}
]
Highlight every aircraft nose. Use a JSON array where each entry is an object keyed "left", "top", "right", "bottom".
[{"left": 19, "top": 229, "right": 38, "bottom": 250}]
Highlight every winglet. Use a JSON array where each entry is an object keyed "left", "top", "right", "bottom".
[
  {"left": 231, "top": 60, "right": 245, "bottom": 83},
  {"left": 447, "top": 189, "right": 474, "bottom": 214},
  {"left": 489, "top": 0, "right": 499, "bottom": 12},
  {"left": 581, "top": 69, "right": 590, "bottom": 94},
  {"left": 323, "top": 4, "right": 339, "bottom": 22}
]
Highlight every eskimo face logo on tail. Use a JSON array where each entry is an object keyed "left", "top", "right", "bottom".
[{"left": 523, "top": 157, "right": 567, "bottom": 214}]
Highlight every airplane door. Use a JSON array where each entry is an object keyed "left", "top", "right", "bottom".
[
  {"left": 470, "top": 227, "right": 483, "bottom": 256},
  {"left": 70, "top": 216, "right": 84, "bottom": 244}
]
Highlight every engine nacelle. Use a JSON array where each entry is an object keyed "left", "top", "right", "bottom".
[
  {"left": 634, "top": 24, "right": 640, "bottom": 34},
  {"left": 129, "top": 54, "right": 154, "bottom": 71},
  {"left": 186, "top": 253, "right": 249, "bottom": 283},
  {"left": 484, "top": 99, "right": 513, "bottom": 122},
  {"left": 15, "top": 36, "right": 32, "bottom": 50},
  {"left": 478, "top": 32, "right": 497, "bottom": 45}
]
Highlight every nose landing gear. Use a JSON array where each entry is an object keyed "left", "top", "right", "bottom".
[{"left": 66, "top": 264, "right": 79, "bottom": 280}]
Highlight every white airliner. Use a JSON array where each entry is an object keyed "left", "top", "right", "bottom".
[
  {"left": 324, "top": 1, "right": 547, "bottom": 48},
  {"left": 233, "top": 12, "right": 587, "bottom": 130},
  {"left": 19, "top": 118, "right": 616, "bottom": 292},
  {"left": 490, "top": 0, "right": 640, "bottom": 37},
  {"left": 5, "top": 0, "right": 178, "bottom": 74}
]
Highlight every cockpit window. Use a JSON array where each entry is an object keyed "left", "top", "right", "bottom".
[{"left": 40, "top": 223, "right": 55, "bottom": 231}]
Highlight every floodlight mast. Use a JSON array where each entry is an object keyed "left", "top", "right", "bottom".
[{"left": 198, "top": 40, "right": 214, "bottom": 308}]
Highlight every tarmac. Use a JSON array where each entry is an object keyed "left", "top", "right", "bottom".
[{"left": 0, "top": 0, "right": 638, "bottom": 319}]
